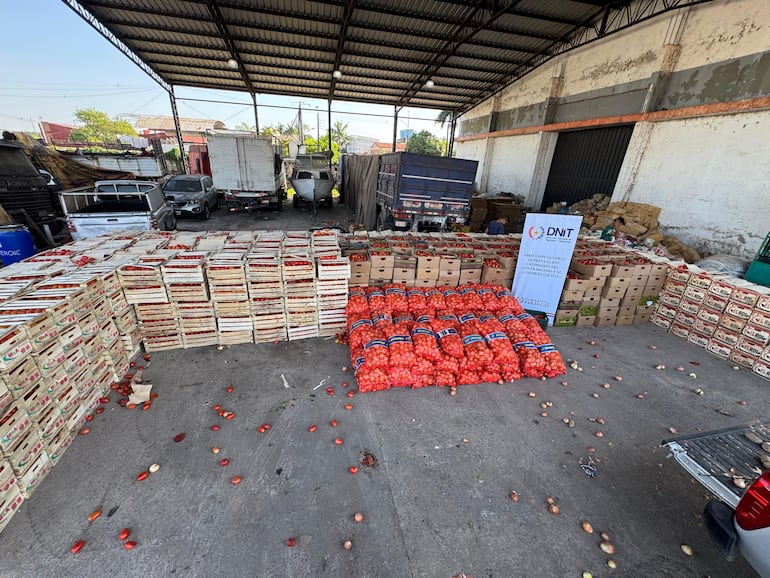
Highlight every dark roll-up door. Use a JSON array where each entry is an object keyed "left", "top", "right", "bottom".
[{"left": 540, "top": 124, "right": 634, "bottom": 210}]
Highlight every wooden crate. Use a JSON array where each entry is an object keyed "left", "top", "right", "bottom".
[
  {"left": 252, "top": 312, "right": 286, "bottom": 329},
  {"left": 167, "top": 283, "right": 210, "bottom": 302},
  {"left": 37, "top": 404, "right": 65, "bottom": 441},
  {"left": 287, "top": 325, "right": 319, "bottom": 341},
  {"left": 249, "top": 297, "right": 284, "bottom": 315},
  {"left": 317, "top": 257, "right": 350, "bottom": 280},
  {"left": 254, "top": 327, "right": 287, "bottom": 343},
  {"left": 0, "top": 324, "right": 33, "bottom": 372},
  {"left": 182, "top": 330, "right": 219, "bottom": 349},
  {"left": 247, "top": 280, "right": 283, "bottom": 298},
  {"left": 0, "top": 479, "right": 24, "bottom": 530},
  {"left": 45, "top": 426, "right": 73, "bottom": 466},
  {"left": 0, "top": 401, "right": 33, "bottom": 455},
  {"left": 8, "top": 429, "right": 44, "bottom": 476},
  {"left": 217, "top": 330, "right": 253, "bottom": 346},
  {"left": 17, "top": 451, "right": 50, "bottom": 499}
]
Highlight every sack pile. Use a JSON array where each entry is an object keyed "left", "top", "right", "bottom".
[{"left": 345, "top": 284, "right": 567, "bottom": 392}]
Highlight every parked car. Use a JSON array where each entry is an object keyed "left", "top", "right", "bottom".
[
  {"left": 59, "top": 180, "right": 176, "bottom": 240},
  {"left": 162, "top": 175, "right": 219, "bottom": 219}
]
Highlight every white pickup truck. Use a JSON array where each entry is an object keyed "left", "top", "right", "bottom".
[
  {"left": 59, "top": 180, "right": 176, "bottom": 240},
  {"left": 665, "top": 422, "right": 770, "bottom": 576}
]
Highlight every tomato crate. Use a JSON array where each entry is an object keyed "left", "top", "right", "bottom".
[
  {"left": 45, "top": 427, "right": 73, "bottom": 466},
  {"left": 736, "top": 335, "right": 766, "bottom": 358},
  {"left": 58, "top": 323, "right": 84, "bottom": 353},
  {"left": 707, "top": 338, "right": 733, "bottom": 359},
  {"left": 182, "top": 330, "right": 219, "bottom": 349},
  {"left": 8, "top": 297, "right": 76, "bottom": 327},
  {"left": 8, "top": 429, "right": 44, "bottom": 476},
  {"left": 167, "top": 283, "right": 210, "bottom": 302},
  {"left": 0, "top": 459, "right": 16, "bottom": 497},
  {"left": 753, "top": 360, "right": 770, "bottom": 381},
  {"left": 252, "top": 312, "right": 286, "bottom": 330},
  {"left": 208, "top": 284, "right": 249, "bottom": 302},
  {"left": 0, "top": 483, "right": 23, "bottom": 533},
  {"left": 317, "top": 257, "right": 351, "bottom": 280},
  {"left": 37, "top": 404, "right": 65, "bottom": 441},
  {"left": 55, "top": 385, "right": 82, "bottom": 421},
  {"left": 78, "top": 314, "right": 100, "bottom": 339},
  {"left": 216, "top": 317, "right": 254, "bottom": 332},
  {"left": 63, "top": 348, "right": 88, "bottom": 378},
  {"left": 749, "top": 309, "right": 770, "bottom": 331},
  {"left": 0, "top": 384, "right": 9, "bottom": 415},
  {"left": 284, "top": 296, "right": 317, "bottom": 312},
  {"left": 33, "top": 340, "right": 66, "bottom": 375},
  {"left": 249, "top": 297, "right": 284, "bottom": 315},
  {"left": 0, "top": 324, "right": 33, "bottom": 372},
  {"left": 81, "top": 334, "right": 105, "bottom": 361},
  {"left": 253, "top": 326, "right": 287, "bottom": 343},
  {"left": 161, "top": 255, "right": 207, "bottom": 284},
  {"left": 317, "top": 279, "right": 349, "bottom": 296},
  {"left": 743, "top": 322, "right": 770, "bottom": 345},
  {"left": 65, "top": 405, "right": 87, "bottom": 434},
  {"left": 107, "top": 289, "right": 130, "bottom": 315},
  {"left": 112, "top": 308, "right": 137, "bottom": 334},
  {"left": 216, "top": 330, "right": 253, "bottom": 346},
  {"left": 21, "top": 383, "right": 51, "bottom": 420},
  {"left": 287, "top": 324, "right": 320, "bottom": 341},
  {"left": 17, "top": 451, "right": 51, "bottom": 498},
  {"left": 245, "top": 256, "right": 282, "bottom": 282},
  {"left": 142, "top": 334, "right": 183, "bottom": 352},
  {"left": 2, "top": 355, "right": 43, "bottom": 401},
  {"left": 247, "top": 280, "right": 283, "bottom": 298},
  {"left": 92, "top": 297, "right": 113, "bottom": 324},
  {"left": 725, "top": 300, "right": 754, "bottom": 320}
]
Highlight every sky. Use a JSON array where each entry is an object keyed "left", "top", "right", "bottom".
[{"left": 1, "top": 1, "right": 448, "bottom": 143}]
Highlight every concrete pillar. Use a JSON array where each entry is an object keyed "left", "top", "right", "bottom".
[{"left": 526, "top": 132, "right": 558, "bottom": 209}]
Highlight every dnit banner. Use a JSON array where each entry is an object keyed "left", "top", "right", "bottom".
[{"left": 512, "top": 214, "right": 582, "bottom": 324}]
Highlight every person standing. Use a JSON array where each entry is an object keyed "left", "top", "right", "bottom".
[
  {"left": 486, "top": 216, "right": 508, "bottom": 235},
  {"left": 600, "top": 217, "right": 625, "bottom": 241}
]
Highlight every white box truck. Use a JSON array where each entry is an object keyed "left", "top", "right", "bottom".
[{"left": 206, "top": 130, "right": 285, "bottom": 212}]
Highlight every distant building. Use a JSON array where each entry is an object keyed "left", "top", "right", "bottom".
[
  {"left": 39, "top": 121, "right": 76, "bottom": 145},
  {"left": 370, "top": 141, "right": 407, "bottom": 154},
  {"left": 346, "top": 135, "right": 377, "bottom": 155},
  {"left": 133, "top": 116, "right": 226, "bottom": 146}
]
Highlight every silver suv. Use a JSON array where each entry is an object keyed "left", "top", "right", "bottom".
[{"left": 163, "top": 175, "right": 219, "bottom": 219}]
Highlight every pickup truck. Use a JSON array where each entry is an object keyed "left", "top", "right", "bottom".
[
  {"left": 665, "top": 422, "right": 770, "bottom": 576},
  {"left": 59, "top": 180, "right": 176, "bottom": 240}
]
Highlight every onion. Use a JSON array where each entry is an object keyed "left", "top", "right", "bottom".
[
  {"left": 149, "top": 463, "right": 160, "bottom": 474},
  {"left": 212, "top": 447, "right": 220, "bottom": 454},
  {"left": 354, "top": 512, "right": 364, "bottom": 523},
  {"left": 680, "top": 544, "right": 693, "bottom": 556},
  {"left": 581, "top": 520, "right": 593, "bottom": 534},
  {"left": 548, "top": 504, "right": 560, "bottom": 515},
  {"left": 343, "top": 539, "right": 352, "bottom": 550},
  {"left": 599, "top": 541, "right": 614, "bottom": 554},
  {"left": 509, "top": 491, "right": 519, "bottom": 503}
]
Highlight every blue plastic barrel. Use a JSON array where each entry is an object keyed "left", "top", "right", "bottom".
[{"left": 0, "top": 225, "right": 36, "bottom": 266}]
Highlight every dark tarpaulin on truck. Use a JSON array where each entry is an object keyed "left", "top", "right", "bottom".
[
  {"left": 15, "top": 132, "right": 134, "bottom": 190},
  {"left": 343, "top": 154, "right": 379, "bottom": 231}
]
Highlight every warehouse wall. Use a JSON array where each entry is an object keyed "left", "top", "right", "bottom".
[
  {"left": 616, "top": 111, "right": 770, "bottom": 257},
  {"left": 456, "top": 0, "right": 770, "bottom": 258}
]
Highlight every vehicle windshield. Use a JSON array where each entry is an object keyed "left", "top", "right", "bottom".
[{"left": 164, "top": 179, "right": 203, "bottom": 193}]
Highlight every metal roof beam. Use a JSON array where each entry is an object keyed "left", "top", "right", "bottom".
[
  {"left": 205, "top": 0, "right": 254, "bottom": 94},
  {"left": 60, "top": 0, "right": 171, "bottom": 92},
  {"left": 442, "top": 0, "right": 591, "bottom": 26},
  {"left": 329, "top": 0, "right": 357, "bottom": 100}
]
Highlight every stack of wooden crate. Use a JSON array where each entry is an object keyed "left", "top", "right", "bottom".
[
  {"left": 247, "top": 252, "right": 286, "bottom": 343},
  {"left": 207, "top": 251, "right": 252, "bottom": 346},
  {"left": 161, "top": 253, "right": 217, "bottom": 349}
]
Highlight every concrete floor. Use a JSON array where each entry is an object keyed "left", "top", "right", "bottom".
[
  {"left": 0, "top": 323, "right": 766, "bottom": 577},
  {"left": 0, "top": 205, "right": 766, "bottom": 577}
]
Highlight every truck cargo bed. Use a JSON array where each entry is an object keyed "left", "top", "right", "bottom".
[{"left": 665, "top": 421, "right": 770, "bottom": 507}]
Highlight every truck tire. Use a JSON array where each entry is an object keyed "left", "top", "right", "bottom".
[
  {"left": 293, "top": 194, "right": 300, "bottom": 208},
  {"left": 167, "top": 214, "right": 177, "bottom": 231},
  {"left": 376, "top": 208, "right": 394, "bottom": 231}
]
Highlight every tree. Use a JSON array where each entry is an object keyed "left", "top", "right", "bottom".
[
  {"left": 435, "top": 110, "right": 453, "bottom": 127},
  {"left": 69, "top": 108, "right": 137, "bottom": 144},
  {"left": 331, "top": 120, "right": 350, "bottom": 153},
  {"left": 405, "top": 130, "right": 442, "bottom": 156}
]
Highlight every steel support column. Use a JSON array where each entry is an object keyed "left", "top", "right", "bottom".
[
  {"left": 169, "top": 88, "right": 188, "bottom": 173},
  {"left": 251, "top": 93, "right": 260, "bottom": 134},
  {"left": 448, "top": 115, "right": 457, "bottom": 158},
  {"left": 327, "top": 100, "right": 333, "bottom": 169},
  {"left": 392, "top": 106, "right": 401, "bottom": 153}
]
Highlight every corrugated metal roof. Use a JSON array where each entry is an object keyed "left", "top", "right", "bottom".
[{"left": 67, "top": 0, "right": 712, "bottom": 113}]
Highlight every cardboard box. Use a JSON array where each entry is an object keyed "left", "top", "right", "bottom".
[
  {"left": 413, "top": 278, "right": 436, "bottom": 288},
  {"left": 683, "top": 285, "right": 707, "bottom": 303},
  {"left": 459, "top": 269, "right": 482, "bottom": 284},
  {"left": 713, "top": 326, "right": 740, "bottom": 347},
  {"left": 693, "top": 318, "right": 717, "bottom": 336},
  {"left": 593, "top": 315, "right": 617, "bottom": 327},
  {"left": 708, "top": 279, "right": 735, "bottom": 299},
  {"left": 663, "top": 280, "right": 686, "bottom": 296},
  {"left": 576, "top": 315, "right": 596, "bottom": 326},
  {"left": 370, "top": 267, "right": 394, "bottom": 281},
  {"left": 554, "top": 313, "right": 577, "bottom": 327},
  {"left": 604, "top": 277, "right": 631, "bottom": 291},
  {"left": 596, "top": 306, "right": 619, "bottom": 319},
  {"left": 438, "top": 269, "right": 460, "bottom": 286},
  {"left": 687, "top": 273, "right": 713, "bottom": 289},
  {"left": 627, "top": 275, "right": 649, "bottom": 288},
  {"left": 730, "top": 285, "right": 760, "bottom": 306},
  {"left": 749, "top": 309, "right": 770, "bottom": 331},
  {"left": 598, "top": 297, "right": 621, "bottom": 310},
  {"left": 615, "top": 315, "right": 634, "bottom": 326},
  {"left": 736, "top": 335, "right": 766, "bottom": 358},
  {"left": 392, "top": 268, "right": 416, "bottom": 282},
  {"left": 561, "top": 289, "right": 585, "bottom": 301},
  {"left": 583, "top": 285, "right": 602, "bottom": 298},
  {"left": 416, "top": 254, "right": 439, "bottom": 270},
  {"left": 643, "top": 284, "right": 662, "bottom": 297},
  {"left": 348, "top": 272, "right": 369, "bottom": 286},
  {"left": 651, "top": 314, "right": 672, "bottom": 330},
  {"left": 729, "top": 349, "right": 757, "bottom": 369},
  {"left": 618, "top": 306, "right": 635, "bottom": 317},
  {"left": 610, "top": 264, "right": 636, "bottom": 277},
  {"left": 678, "top": 312, "right": 697, "bottom": 327},
  {"left": 571, "top": 260, "right": 611, "bottom": 278},
  {"left": 439, "top": 256, "right": 461, "bottom": 273},
  {"left": 703, "top": 293, "right": 729, "bottom": 312},
  {"left": 481, "top": 267, "right": 511, "bottom": 284},
  {"left": 725, "top": 301, "right": 753, "bottom": 320},
  {"left": 753, "top": 359, "right": 770, "bottom": 380},
  {"left": 743, "top": 322, "right": 770, "bottom": 345},
  {"left": 416, "top": 268, "right": 439, "bottom": 281},
  {"left": 601, "top": 286, "right": 626, "bottom": 300},
  {"left": 369, "top": 254, "right": 394, "bottom": 269},
  {"left": 687, "top": 330, "right": 710, "bottom": 349},
  {"left": 719, "top": 314, "right": 746, "bottom": 332},
  {"left": 646, "top": 275, "right": 667, "bottom": 290},
  {"left": 655, "top": 303, "right": 678, "bottom": 319},
  {"left": 578, "top": 305, "right": 598, "bottom": 317},
  {"left": 634, "top": 311, "right": 652, "bottom": 324}
]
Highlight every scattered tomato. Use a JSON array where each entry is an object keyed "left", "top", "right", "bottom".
[
  {"left": 136, "top": 471, "right": 149, "bottom": 481},
  {"left": 70, "top": 540, "right": 85, "bottom": 554},
  {"left": 87, "top": 509, "right": 101, "bottom": 522},
  {"left": 231, "top": 475, "right": 242, "bottom": 485},
  {"left": 78, "top": 427, "right": 90, "bottom": 435},
  {"left": 173, "top": 433, "right": 186, "bottom": 443},
  {"left": 330, "top": 420, "right": 338, "bottom": 427},
  {"left": 124, "top": 541, "right": 137, "bottom": 550},
  {"left": 211, "top": 425, "right": 220, "bottom": 431},
  {"left": 220, "top": 458, "right": 230, "bottom": 467},
  {"left": 334, "top": 438, "right": 343, "bottom": 445},
  {"left": 344, "top": 404, "right": 353, "bottom": 410},
  {"left": 118, "top": 528, "right": 131, "bottom": 541},
  {"left": 348, "top": 466, "right": 358, "bottom": 474},
  {"left": 308, "top": 425, "right": 318, "bottom": 432},
  {"left": 286, "top": 537, "right": 297, "bottom": 547},
  {"left": 226, "top": 386, "right": 233, "bottom": 393}
]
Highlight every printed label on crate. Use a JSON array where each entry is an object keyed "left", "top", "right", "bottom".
[
  {"left": 669, "top": 322, "right": 691, "bottom": 339},
  {"left": 656, "top": 303, "right": 678, "bottom": 319},
  {"left": 668, "top": 268, "right": 691, "bottom": 283},
  {"left": 719, "top": 314, "right": 747, "bottom": 332},
  {"left": 742, "top": 323, "right": 770, "bottom": 345},
  {"left": 658, "top": 292, "right": 682, "bottom": 307},
  {"left": 729, "top": 350, "right": 757, "bottom": 369},
  {"left": 713, "top": 327, "right": 740, "bottom": 346},
  {"left": 696, "top": 306, "right": 722, "bottom": 325},
  {"left": 707, "top": 339, "right": 732, "bottom": 359},
  {"left": 687, "top": 330, "right": 710, "bottom": 349},
  {"left": 708, "top": 280, "right": 734, "bottom": 298},
  {"left": 749, "top": 309, "right": 770, "bottom": 331},
  {"left": 753, "top": 360, "right": 770, "bottom": 380},
  {"left": 762, "top": 347, "right": 770, "bottom": 364},
  {"left": 756, "top": 294, "right": 770, "bottom": 314},
  {"left": 678, "top": 299, "right": 701, "bottom": 315},
  {"left": 678, "top": 312, "right": 696, "bottom": 327},
  {"left": 703, "top": 293, "right": 728, "bottom": 312},
  {"left": 737, "top": 336, "right": 766, "bottom": 358},
  {"left": 693, "top": 318, "right": 717, "bottom": 336},
  {"left": 731, "top": 287, "right": 760, "bottom": 306},
  {"left": 663, "top": 280, "right": 687, "bottom": 295},
  {"left": 683, "top": 286, "right": 707, "bottom": 303},
  {"left": 651, "top": 315, "right": 672, "bottom": 330},
  {"left": 725, "top": 301, "right": 753, "bottom": 320},
  {"left": 687, "top": 274, "right": 712, "bottom": 289}
]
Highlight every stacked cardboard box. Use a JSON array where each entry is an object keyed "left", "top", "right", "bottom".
[{"left": 651, "top": 266, "right": 770, "bottom": 380}]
